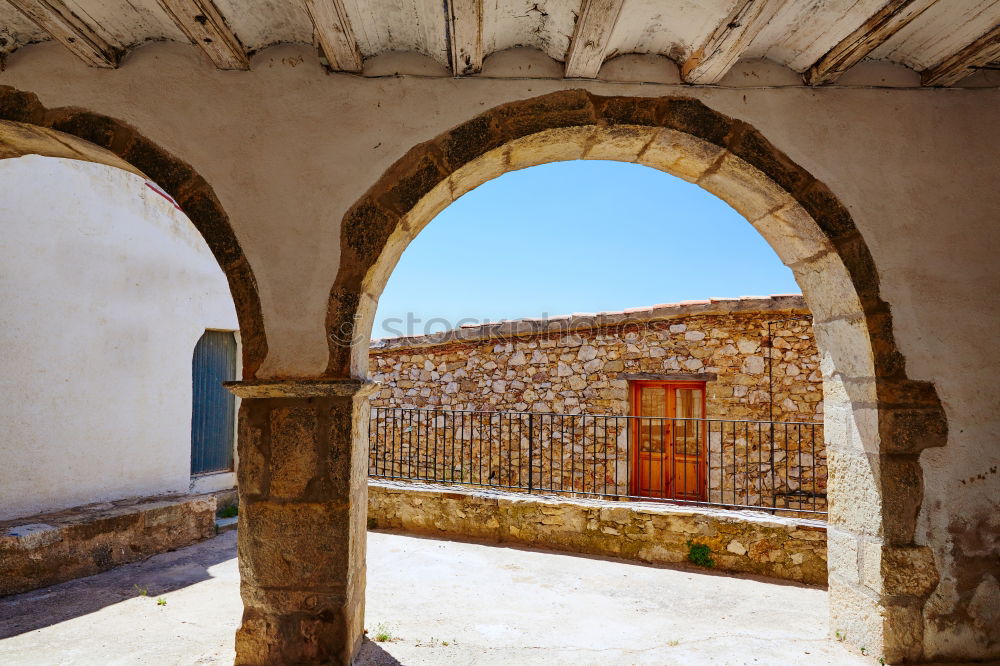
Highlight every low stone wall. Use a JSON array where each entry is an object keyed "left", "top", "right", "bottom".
[
  {"left": 367, "top": 480, "right": 828, "bottom": 585},
  {"left": 0, "top": 493, "right": 217, "bottom": 596}
]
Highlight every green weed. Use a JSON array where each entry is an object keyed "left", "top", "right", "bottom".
[
  {"left": 686, "top": 541, "right": 715, "bottom": 568},
  {"left": 373, "top": 622, "right": 395, "bottom": 642}
]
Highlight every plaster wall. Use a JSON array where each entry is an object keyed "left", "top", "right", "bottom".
[
  {"left": 0, "top": 156, "right": 238, "bottom": 521},
  {"left": 0, "top": 42, "right": 997, "bottom": 658}
]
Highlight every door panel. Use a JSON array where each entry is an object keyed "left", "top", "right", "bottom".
[
  {"left": 638, "top": 452, "right": 666, "bottom": 496},
  {"left": 631, "top": 381, "right": 705, "bottom": 500},
  {"left": 191, "top": 330, "right": 237, "bottom": 475},
  {"left": 636, "top": 385, "right": 668, "bottom": 496},
  {"left": 671, "top": 387, "right": 704, "bottom": 499}
]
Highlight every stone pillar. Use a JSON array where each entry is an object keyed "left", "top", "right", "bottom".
[
  {"left": 225, "top": 379, "right": 375, "bottom": 666},
  {"left": 824, "top": 366, "right": 945, "bottom": 663}
]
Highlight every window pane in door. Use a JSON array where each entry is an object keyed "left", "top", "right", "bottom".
[
  {"left": 674, "top": 388, "right": 703, "bottom": 454},
  {"left": 639, "top": 387, "right": 665, "bottom": 453}
]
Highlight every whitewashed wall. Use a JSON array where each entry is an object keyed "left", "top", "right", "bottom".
[{"left": 0, "top": 156, "right": 238, "bottom": 521}]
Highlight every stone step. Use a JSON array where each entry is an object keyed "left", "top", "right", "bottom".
[{"left": 215, "top": 516, "right": 238, "bottom": 533}]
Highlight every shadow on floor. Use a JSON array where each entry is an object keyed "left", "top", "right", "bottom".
[
  {"left": 0, "top": 530, "right": 237, "bottom": 639},
  {"left": 356, "top": 638, "right": 406, "bottom": 665},
  {"left": 1, "top": 525, "right": 822, "bottom": 644}
]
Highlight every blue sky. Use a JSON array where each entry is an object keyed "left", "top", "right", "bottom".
[{"left": 373, "top": 160, "right": 800, "bottom": 339}]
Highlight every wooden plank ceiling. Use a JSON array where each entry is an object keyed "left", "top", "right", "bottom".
[{"left": 1, "top": 0, "right": 997, "bottom": 86}]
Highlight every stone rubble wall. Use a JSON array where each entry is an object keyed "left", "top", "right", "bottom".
[
  {"left": 368, "top": 296, "right": 826, "bottom": 511},
  {"left": 0, "top": 494, "right": 217, "bottom": 596},
  {"left": 368, "top": 480, "right": 828, "bottom": 585}
]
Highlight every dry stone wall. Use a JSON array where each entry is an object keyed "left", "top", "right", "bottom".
[
  {"left": 368, "top": 296, "right": 825, "bottom": 511},
  {"left": 368, "top": 480, "right": 828, "bottom": 585},
  {"left": 0, "top": 494, "right": 216, "bottom": 596}
]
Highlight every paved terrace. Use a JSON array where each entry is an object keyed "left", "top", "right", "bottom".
[{"left": 0, "top": 530, "right": 867, "bottom": 665}]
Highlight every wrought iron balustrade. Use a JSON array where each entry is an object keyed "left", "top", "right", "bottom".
[{"left": 368, "top": 407, "right": 826, "bottom": 515}]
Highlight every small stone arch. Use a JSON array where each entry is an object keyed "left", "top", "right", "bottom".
[
  {"left": 0, "top": 85, "right": 267, "bottom": 378},
  {"left": 329, "top": 90, "right": 947, "bottom": 661}
]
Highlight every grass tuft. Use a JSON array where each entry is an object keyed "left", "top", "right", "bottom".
[
  {"left": 372, "top": 622, "right": 395, "bottom": 642},
  {"left": 686, "top": 541, "right": 715, "bottom": 568}
]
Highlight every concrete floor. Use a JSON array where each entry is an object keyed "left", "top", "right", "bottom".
[{"left": 0, "top": 530, "right": 870, "bottom": 665}]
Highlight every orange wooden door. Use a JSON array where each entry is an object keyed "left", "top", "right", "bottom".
[
  {"left": 632, "top": 381, "right": 706, "bottom": 500},
  {"left": 634, "top": 384, "right": 669, "bottom": 497},
  {"left": 669, "top": 384, "right": 705, "bottom": 500}
]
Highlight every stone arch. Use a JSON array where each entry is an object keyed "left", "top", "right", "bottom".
[
  {"left": 329, "top": 91, "right": 948, "bottom": 662},
  {"left": 0, "top": 85, "right": 266, "bottom": 378}
]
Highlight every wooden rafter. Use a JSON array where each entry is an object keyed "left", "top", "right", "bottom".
[
  {"left": 446, "top": 0, "right": 483, "bottom": 76},
  {"left": 806, "top": 0, "right": 937, "bottom": 85},
  {"left": 7, "top": 0, "right": 121, "bottom": 68},
  {"left": 564, "top": 0, "right": 625, "bottom": 79},
  {"left": 682, "top": 0, "right": 787, "bottom": 84},
  {"left": 303, "top": 0, "right": 363, "bottom": 72},
  {"left": 155, "top": 0, "right": 248, "bottom": 70},
  {"left": 921, "top": 23, "right": 1000, "bottom": 86}
]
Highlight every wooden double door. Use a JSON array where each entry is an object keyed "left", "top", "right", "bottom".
[{"left": 631, "top": 381, "right": 706, "bottom": 500}]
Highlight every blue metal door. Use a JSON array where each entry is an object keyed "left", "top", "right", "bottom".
[{"left": 191, "top": 330, "right": 237, "bottom": 475}]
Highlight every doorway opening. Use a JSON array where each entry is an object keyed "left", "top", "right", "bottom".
[
  {"left": 191, "top": 330, "right": 238, "bottom": 476},
  {"left": 630, "top": 379, "right": 707, "bottom": 501}
]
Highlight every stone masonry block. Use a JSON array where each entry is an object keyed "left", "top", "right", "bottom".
[
  {"left": 827, "top": 447, "right": 882, "bottom": 537},
  {"left": 879, "top": 407, "right": 947, "bottom": 454},
  {"left": 238, "top": 501, "right": 352, "bottom": 589},
  {"left": 882, "top": 545, "right": 939, "bottom": 598},
  {"left": 584, "top": 125, "right": 659, "bottom": 162},
  {"left": 507, "top": 126, "right": 594, "bottom": 170},
  {"left": 828, "top": 578, "right": 886, "bottom": 658},
  {"left": 269, "top": 407, "right": 319, "bottom": 498},
  {"left": 641, "top": 127, "right": 726, "bottom": 183},
  {"left": 878, "top": 455, "right": 924, "bottom": 546},
  {"left": 826, "top": 526, "right": 861, "bottom": 585},
  {"left": 698, "top": 152, "right": 796, "bottom": 223},
  {"left": 751, "top": 203, "right": 834, "bottom": 267}
]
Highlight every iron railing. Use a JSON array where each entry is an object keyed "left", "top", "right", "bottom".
[{"left": 368, "top": 407, "right": 826, "bottom": 515}]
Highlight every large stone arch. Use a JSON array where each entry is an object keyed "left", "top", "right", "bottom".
[
  {"left": 0, "top": 85, "right": 266, "bottom": 378},
  {"left": 327, "top": 91, "right": 947, "bottom": 663}
]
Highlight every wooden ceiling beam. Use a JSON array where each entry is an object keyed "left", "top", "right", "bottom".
[
  {"left": 155, "top": 0, "right": 248, "bottom": 70},
  {"left": 682, "top": 0, "right": 787, "bottom": 84},
  {"left": 806, "top": 0, "right": 937, "bottom": 85},
  {"left": 303, "top": 0, "right": 363, "bottom": 72},
  {"left": 7, "top": 0, "right": 121, "bottom": 68},
  {"left": 921, "top": 23, "right": 1000, "bottom": 86},
  {"left": 446, "top": 0, "right": 483, "bottom": 76},
  {"left": 564, "top": 0, "right": 625, "bottom": 79}
]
